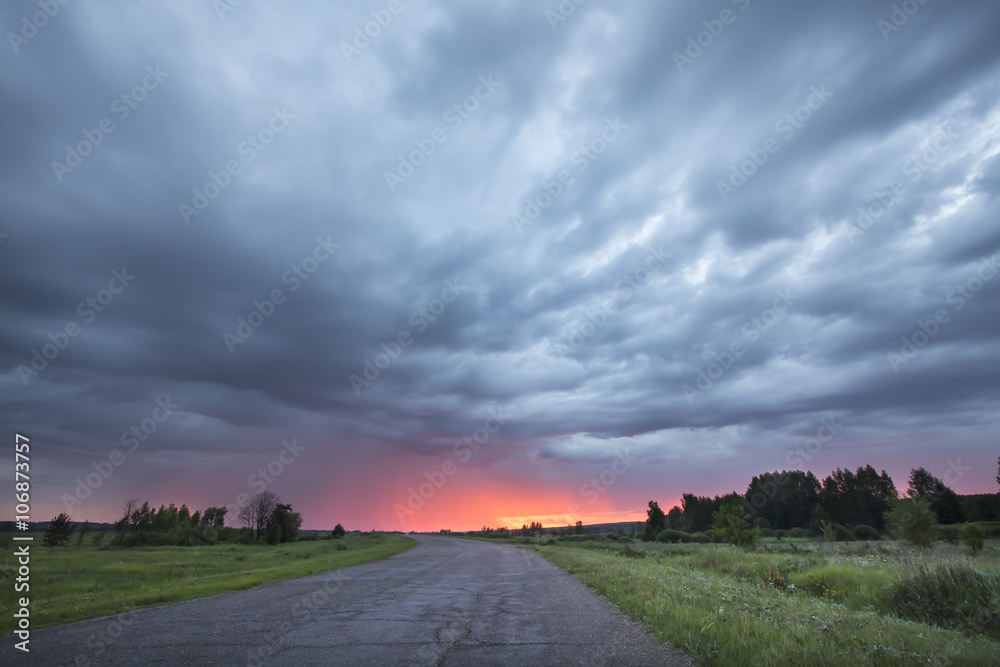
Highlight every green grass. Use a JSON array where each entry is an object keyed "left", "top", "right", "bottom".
[
  {"left": 534, "top": 540, "right": 1000, "bottom": 665},
  {"left": 0, "top": 534, "right": 415, "bottom": 633}
]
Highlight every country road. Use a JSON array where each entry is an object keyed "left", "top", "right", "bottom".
[{"left": 6, "top": 536, "right": 691, "bottom": 665}]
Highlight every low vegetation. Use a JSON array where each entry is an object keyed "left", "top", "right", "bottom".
[
  {"left": 0, "top": 533, "right": 415, "bottom": 634},
  {"left": 532, "top": 538, "right": 1000, "bottom": 665}
]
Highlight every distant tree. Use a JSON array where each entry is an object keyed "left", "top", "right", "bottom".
[
  {"left": 77, "top": 520, "right": 90, "bottom": 546},
  {"left": 712, "top": 503, "right": 758, "bottom": 548},
  {"left": 44, "top": 513, "right": 75, "bottom": 547},
  {"left": 332, "top": 523, "right": 345, "bottom": 538},
  {"left": 667, "top": 506, "right": 683, "bottom": 530},
  {"left": 745, "top": 470, "right": 821, "bottom": 530},
  {"left": 115, "top": 498, "right": 139, "bottom": 545},
  {"left": 906, "top": 467, "right": 965, "bottom": 524},
  {"left": 238, "top": 491, "right": 279, "bottom": 540},
  {"left": 134, "top": 501, "right": 153, "bottom": 532},
  {"left": 266, "top": 521, "right": 282, "bottom": 544},
  {"left": 269, "top": 503, "right": 302, "bottom": 543},
  {"left": 190, "top": 510, "right": 201, "bottom": 528},
  {"left": 574, "top": 520, "right": 583, "bottom": 535},
  {"left": 178, "top": 504, "right": 191, "bottom": 526},
  {"left": 643, "top": 501, "right": 666, "bottom": 541},
  {"left": 885, "top": 498, "right": 936, "bottom": 547},
  {"left": 996, "top": 455, "right": 999, "bottom": 492},
  {"left": 820, "top": 465, "right": 897, "bottom": 529}
]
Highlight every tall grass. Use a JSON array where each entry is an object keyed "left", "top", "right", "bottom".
[
  {"left": 536, "top": 540, "right": 1000, "bottom": 665},
  {"left": 0, "top": 534, "right": 415, "bottom": 633}
]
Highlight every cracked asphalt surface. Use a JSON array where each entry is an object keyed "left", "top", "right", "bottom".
[{"left": 7, "top": 536, "right": 691, "bottom": 666}]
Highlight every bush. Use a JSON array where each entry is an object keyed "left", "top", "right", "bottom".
[
  {"left": 91, "top": 533, "right": 106, "bottom": 546},
  {"left": 852, "top": 525, "right": 881, "bottom": 541},
  {"left": 712, "top": 503, "right": 758, "bottom": 548},
  {"left": 331, "top": 523, "right": 345, "bottom": 539},
  {"left": 759, "top": 528, "right": 774, "bottom": 538},
  {"left": 690, "top": 532, "right": 713, "bottom": 543},
  {"left": 886, "top": 564, "right": 1000, "bottom": 639},
  {"left": 787, "top": 528, "right": 808, "bottom": 539},
  {"left": 885, "top": 498, "right": 937, "bottom": 547},
  {"left": 772, "top": 529, "right": 787, "bottom": 539},
  {"left": 43, "top": 513, "right": 74, "bottom": 547},
  {"left": 937, "top": 524, "right": 960, "bottom": 544},
  {"left": 959, "top": 524, "right": 985, "bottom": 553},
  {"left": 656, "top": 529, "right": 692, "bottom": 543}
]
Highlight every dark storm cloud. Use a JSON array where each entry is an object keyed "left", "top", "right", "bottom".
[{"left": 2, "top": 0, "right": 999, "bottom": 525}]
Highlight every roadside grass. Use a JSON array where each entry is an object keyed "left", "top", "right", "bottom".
[
  {"left": 535, "top": 541, "right": 1000, "bottom": 665},
  {"left": 0, "top": 534, "right": 415, "bottom": 634}
]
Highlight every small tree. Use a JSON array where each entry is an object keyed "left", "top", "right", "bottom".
[
  {"left": 960, "top": 523, "right": 985, "bottom": 553},
  {"left": 44, "top": 513, "right": 75, "bottom": 547},
  {"left": 77, "top": 520, "right": 91, "bottom": 546},
  {"left": 884, "top": 498, "right": 936, "bottom": 547},
  {"left": 332, "top": 523, "right": 345, "bottom": 538},
  {"left": 712, "top": 502, "right": 758, "bottom": 548},
  {"left": 643, "top": 501, "right": 666, "bottom": 542},
  {"left": 820, "top": 520, "right": 837, "bottom": 543}
]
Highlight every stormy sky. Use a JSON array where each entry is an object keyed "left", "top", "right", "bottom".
[{"left": 2, "top": 0, "right": 999, "bottom": 531}]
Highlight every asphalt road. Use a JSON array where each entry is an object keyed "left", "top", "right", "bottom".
[{"left": 7, "top": 536, "right": 691, "bottom": 666}]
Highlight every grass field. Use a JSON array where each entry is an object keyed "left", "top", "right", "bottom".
[
  {"left": 526, "top": 538, "right": 1000, "bottom": 665},
  {"left": 0, "top": 534, "right": 415, "bottom": 634}
]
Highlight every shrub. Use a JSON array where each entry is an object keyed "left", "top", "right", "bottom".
[
  {"left": 885, "top": 563, "right": 1000, "bottom": 639},
  {"left": 852, "top": 525, "right": 881, "bottom": 541},
  {"left": 690, "top": 532, "right": 713, "bottom": 543},
  {"left": 712, "top": 503, "right": 758, "bottom": 548},
  {"left": 772, "top": 529, "right": 787, "bottom": 539},
  {"left": 331, "top": 523, "right": 346, "bottom": 539},
  {"left": 959, "top": 524, "right": 985, "bottom": 553},
  {"left": 656, "top": 529, "right": 692, "bottom": 543},
  {"left": 43, "top": 513, "right": 74, "bottom": 547},
  {"left": 885, "top": 498, "right": 937, "bottom": 547},
  {"left": 937, "top": 524, "right": 960, "bottom": 544},
  {"left": 91, "top": 533, "right": 106, "bottom": 546},
  {"left": 759, "top": 528, "right": 774, "bottom": 538},
  {"left": 787, "top": 528, "right": 808, "bottom": 539},
  {"left": 619, "top": 544, "right": 646, "bottom": 558}
]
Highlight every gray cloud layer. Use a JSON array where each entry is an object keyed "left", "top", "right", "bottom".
[{"left": 2, "top": 0, "right": 999, "bottom": 527}]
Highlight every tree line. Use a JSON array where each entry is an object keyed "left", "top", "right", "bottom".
[
  {"left": 42, "top": 491, "right": 354, "bottom": 548},
  {"left": 644, "top": 462, "right": 1000, "bottom": 542}
]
